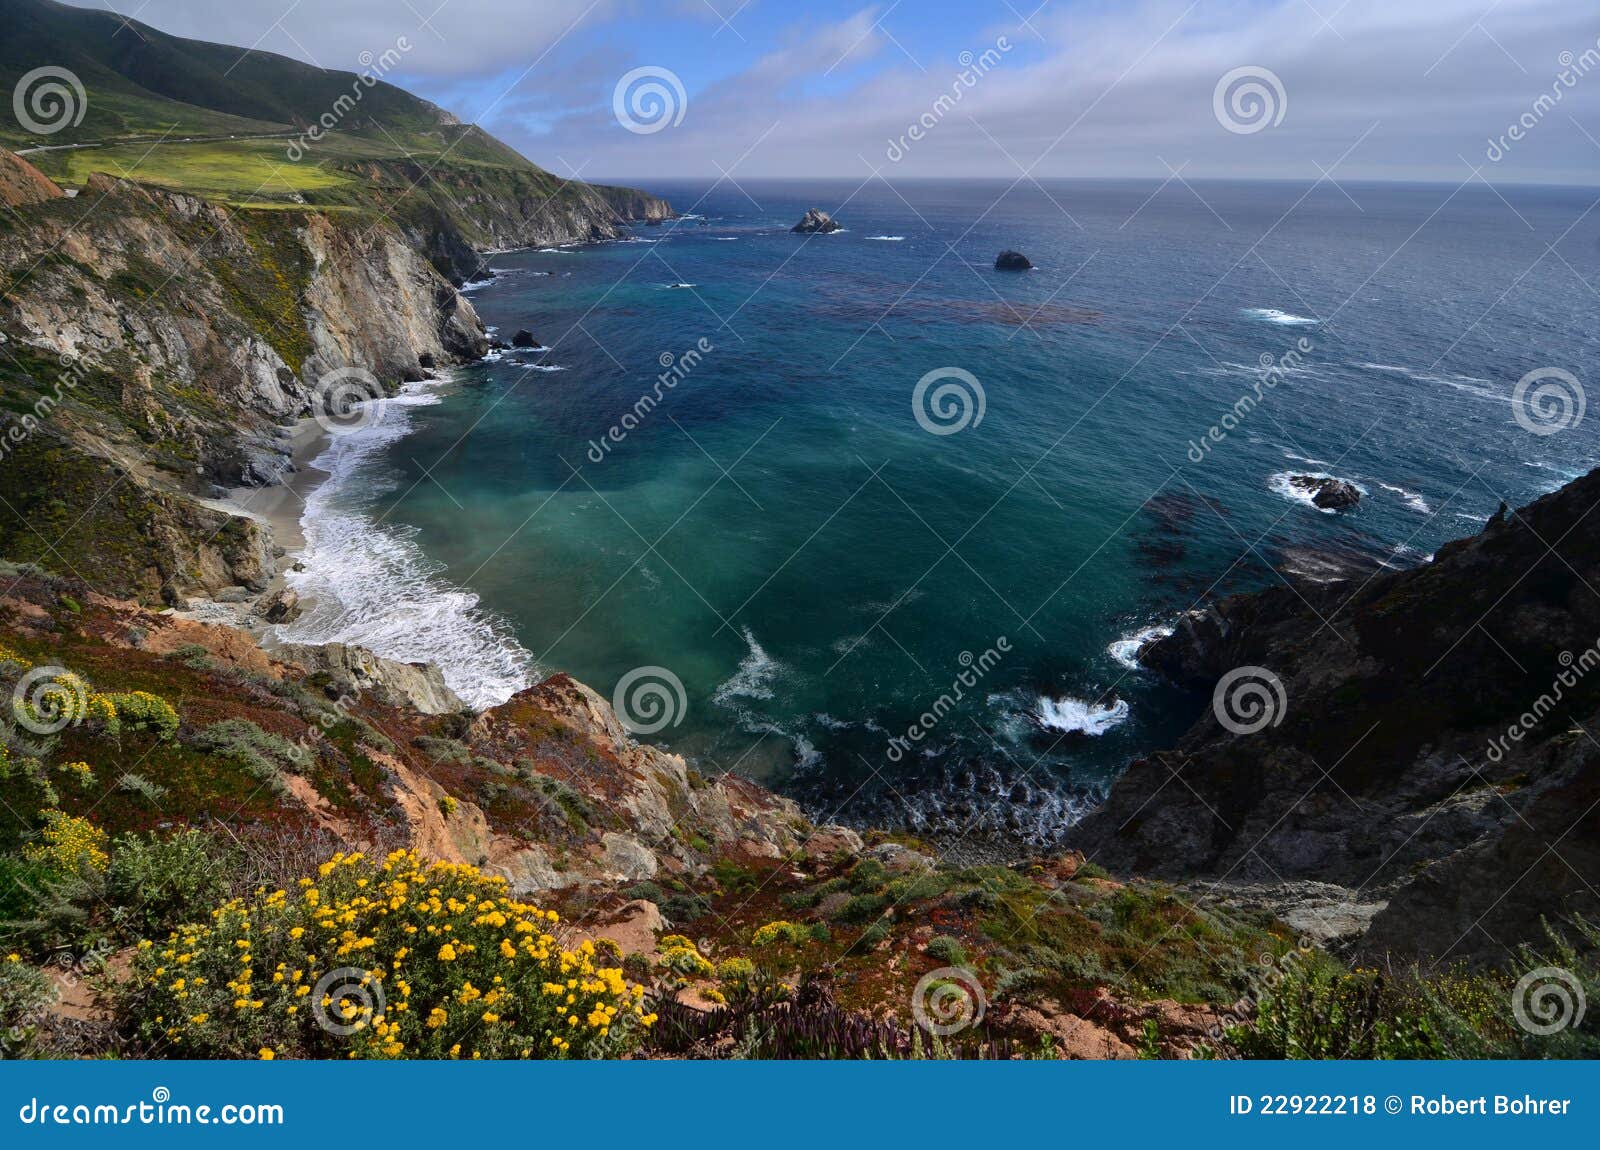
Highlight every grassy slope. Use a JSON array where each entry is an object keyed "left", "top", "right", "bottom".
[{"left": 0, "top": 0, "right": 605, "bottom": 222}]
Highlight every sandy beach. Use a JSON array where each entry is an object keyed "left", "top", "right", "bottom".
[
  {"left": 183, "top": 417, "right": 334, "bottom": 637},
  {"left": 206, "top": 418, "right": 331, "bottom": 562}
]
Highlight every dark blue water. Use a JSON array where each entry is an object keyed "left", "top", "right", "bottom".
[{"left": 281, "top": 178, "right": 1600, "bottom": 845}]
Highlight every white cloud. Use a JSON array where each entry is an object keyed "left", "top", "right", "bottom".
[{"left": 101, "top": 0, "right": 1600, "bottom": 183}]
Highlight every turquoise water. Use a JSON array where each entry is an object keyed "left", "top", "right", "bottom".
[{"left": 281, "top": 178, "right": 1600, "bottom": 844}]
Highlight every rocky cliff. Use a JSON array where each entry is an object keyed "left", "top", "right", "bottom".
[
  {"left": 1069, "top": 471, "right": 1600, "bottom": 963},
  {"left": 363, "top": 158, "right": 674, "bottom": 284},
  {"left": 0, "top": 152, "right": 491, "bottom": 601}
]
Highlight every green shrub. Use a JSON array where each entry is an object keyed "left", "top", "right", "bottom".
[
  {"left": 848, "top": 858, "right": 888, "bottom": 892},
  {"left": 1230, "top": 922, "right": 1591, "bottom": 1060},
  {"left": 834, "top": 892, "right": 888, "bottom": 924},
  {"left": 0, "top": 955, "right": 53, "bottom": 1058},
  {"left": 190, "top": 719, "right": 304, "bottom": 789},
  {"left": 857, "top": 921, "right": 890, "bottom": 949},
  {"left": 102, "top": 692, "right": 180, "bottom": 739},
  {"left": 116, "top": 772, "right": 168, "bottom": 803},
  {"left": 106, "top": 830, "right": 229, "bottom": 940},
  {"left": 0, "top": 852, "right": 102, "bottom": 956},
  {"left": 924, "top": 935, "right": 967, "bottom": 966}
]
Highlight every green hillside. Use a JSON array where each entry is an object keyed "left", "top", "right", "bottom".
[
  {"left": 0, "top": 0, "right": 488, "bottom": 150},
  {"left": 0, "top": 0, "right": 669, "bottom": 271}
]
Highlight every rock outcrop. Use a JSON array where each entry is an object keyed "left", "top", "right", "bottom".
[
  {"left": 275, "top": 641, "right": 466, "bottom": 716},
  {"left": 1071, "top": 468, "right": 1600, "bottom": 963},
  {"left": 0, "top": 147, "right": 63, "bottom": 207},
  {"left": 792, "top": 208, "right": 841, "bottom": 234},
  {"left": 995, "top": 250, "right": 1033, "bottom": 270},
  {"left": 1288, "top": 474, "right": 1361, "bottom": 510}
]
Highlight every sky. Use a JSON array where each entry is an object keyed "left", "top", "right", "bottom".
[{"left": 87, "top": 0, "right": 1600, "bottom": 184}]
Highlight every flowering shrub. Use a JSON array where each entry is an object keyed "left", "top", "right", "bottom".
[
  {"left": 751, "top": 920, "right": 809, "bottom": 947},
  {"left": 101, "top": 692, "right": 180, "bottom": 740},
  {"left": 8, "top": 666, "right": 178, "bottom": 740},
  {"left": 57, "top": 761, "right": 96, "bottom": 790},
  {"left": 656, "top": 934, "right": 714, "bottom": 989},
  {"left": 25, "top": 810, "right": 110, "bottom": 875},
  {"left": 122, "top": 850, "right": 653, "bottom": 1059},
  {"left": 0, "top": 641, "right": 33, "bottom": 670}
]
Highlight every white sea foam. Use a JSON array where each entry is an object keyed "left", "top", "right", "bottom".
[
  {"left": 1243, "top": 307, "right": 1320, "bottom": 326},
  {"left": 712, "top": 627, "right": 781, "bottom": 707},
  {"left": 1377, "top": 481, "right": 1431, "bottom": 514},
  {"left": 1355, "top": 361, "right": 1501, "bottom": 403},
  {"left": 866, "top": 235, "right": 905, "bottom": 241},
  {"left": 1108, "top": 623, "right": 1173, "bottom": 671},
  {"left": 1034, "top": 695, "right": 1129, "bottom": 736},
  {"left": 276, "top": 378, "right": 534, "bottom": 711}
]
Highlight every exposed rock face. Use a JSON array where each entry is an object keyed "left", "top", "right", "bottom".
[
  {"left": 296, "top": 211, "right": 489, "bottom": 384},
  {"left": 1289, "top": 474, "right": 1361, "bottom": 510},
  {"left": 0, "top": 175, "right": 489, "bottom": 601},
  {"left": 995, "top": 250, "right": 1033, "bottom": 270},
  {"left": 374, "top": 161, "right": 674, "bottom": 283},
  {"left": 511, "top": 329, "right": 540, "bottom": 348},
  {"left": 1072, "top": 469, "right": 1600, "bottom": 963},
  {"left": 0, "top": 147, "right": 63, "bottom": 207},
  {"left": 792, "top": 208, "right": 841, "bottom": 234},
  {"left": 261, "top": 587, "right": 302, "bottom": 624},
  {"left": 275, "top": 641, "right": 466, "bottom": 715}
]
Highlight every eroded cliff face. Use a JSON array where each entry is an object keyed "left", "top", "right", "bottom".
[
  {"left": 4, "top": 573, "right": 810, "bottom": 895},
  {"left": 0, "top": 162, "right": 488, "bottom": 602},
  {"left": 1069, "top": 472, "right": 1600, "bottom": 963},
  {"left": 353, "top": 158, "right": 675, "bottom": 283}
]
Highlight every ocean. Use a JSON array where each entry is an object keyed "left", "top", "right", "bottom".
[{"left": 275, "top": 177, "right": 1600, "bottom": 846}]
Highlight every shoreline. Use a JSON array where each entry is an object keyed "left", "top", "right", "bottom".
[
  {"left": 185, "top": 416, "right": 334, "bottom": 640},
  {"left": 222, "top": 416, "right": 334, "bottom": 558}
]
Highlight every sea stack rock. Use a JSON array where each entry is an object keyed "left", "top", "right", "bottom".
[
  {"left": 511, "top": 329, "right": 541, "bottom": 348},
  {"left": 792, "top": 208, "right": 841, "bottom": 234},
  {"left": 995, "top": 250, "right": 1033, "bottom": 270},
  {"left": 1290, "top": 475, "right": 1361, "bottom": 510}
]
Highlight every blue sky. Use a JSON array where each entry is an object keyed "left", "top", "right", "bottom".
[{"left": 86, "top": 1, "right": 1600, "bottom": 184}]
